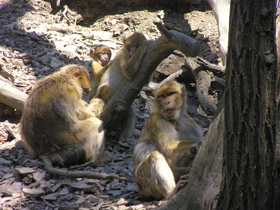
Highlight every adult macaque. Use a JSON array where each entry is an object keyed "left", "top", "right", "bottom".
[
  {"left": 87, "top": 45, "right": 112, "bottom": 101},
  {"left": 20, "top": 64, "right": 105, "bottom": 177},
  {"left": 95, "top": 32, "right": 148, "bottom": 103},
  {"left": 95, "top": 32, "right": 148, "bottom": 141},
  {"left": 133, "top": 80, "right": 203, "bottom": 200}
]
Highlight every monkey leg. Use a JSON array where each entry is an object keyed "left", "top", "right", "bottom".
[
  {"left": 134, "top": 151, "right": 176, "bottom": 200},
  {"left": 76, "top": 117, "right": 105, "bottom": 162},
  {"left": 41, "top": 145, "right": 86, "bottom": 167},
  {"left": 119, "top": 107, "right": 136, "bottom": 141}
]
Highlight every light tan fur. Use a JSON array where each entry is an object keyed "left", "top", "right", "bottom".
[{"left": 20, "top": 64, "right": 104, "bottom": 167}]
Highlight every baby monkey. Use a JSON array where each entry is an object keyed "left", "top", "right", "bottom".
[
  {"left": 133, "top": 80, "right": 203, "bottom": 200},
  {"left": 87, "top": 44, "right": 112, "bottom": 101}
]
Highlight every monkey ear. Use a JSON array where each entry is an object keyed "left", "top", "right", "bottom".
[
  {"left": 123, "top": 36, "right": 127, "bottom": 44},
  {"left": 89, "top": 49, "right": 95, "bottom": 57},
  {"left": 74, "top": 70, "right": 81, "bottom": 78}
]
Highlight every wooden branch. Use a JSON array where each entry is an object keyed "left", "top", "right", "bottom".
[
  {"left": 196, "top": 71, "right": 217, "bottom": 116},
  {"left": 0, "top": 80, "right": 27, "bottom": 112},
  {"left": 195, "top": 56, "right": 225, "bottom": 77},
  {"left": 154, "top": 20, "right": 200, "bottom": 57},
  {"left": 100, "top": 21, "right": 200, "bottom": 129},
  {"left": 184, "top": 57, "right": 202, "bottom": 77},
  {"left": 42, "top": 157, "right": 133, "bottom": 182},
  {"left": 184, "top": 57, "right": 224, "bottom": 115}
]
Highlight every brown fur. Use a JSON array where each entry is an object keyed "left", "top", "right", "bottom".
[
  {"left": 95, "top": 32, "right": 148, "bottom": 103},
  {"left": 133, "top": 81, "right": 203, "bottom": 200},
  {"left": 87, "top": 45, "right": 112, "bottom": 101}
]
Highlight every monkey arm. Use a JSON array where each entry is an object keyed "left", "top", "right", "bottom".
[
  {"left": 162, "top": 140, "right": 200, "bottom": 169},
  {"left": 77, "top": 101, "right": 95, "bottom": 120},
  {"left": 92, "top": 62, "right": 108, "bottom": 83},
  {"left": 124, "top": 43, "right": 149, "bottom": 80},
  {"left": 95, "top": 65, "right": 109, "bottom": 83}
]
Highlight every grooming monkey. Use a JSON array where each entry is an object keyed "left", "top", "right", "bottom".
[
  {"left": 133, "top": 80, "right": 203, "bottom": 200},
  {"left": 95, "top": 32, "right": 148, "bottom": 141},
  {"left": 20, "top": 64, "right": 108, "bottom": 178},
  {"left": 87, "top": 45, "right": 112, "bottom": 101}
]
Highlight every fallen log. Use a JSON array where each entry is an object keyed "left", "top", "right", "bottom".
[{"left": 0, "top": 80, "right": 27, "bottom": 112}]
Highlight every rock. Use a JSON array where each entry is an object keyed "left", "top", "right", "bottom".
[
  {"left": 50, "top": 57, "right": 64, "bottom": 69},
  {"left": 22, "top": 187, "right": 45, "bottom": 197},
  {"left": 15, "top": 167, "right": 36, "bottom": 175}
]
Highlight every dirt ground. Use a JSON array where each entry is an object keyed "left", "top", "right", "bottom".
[{"left": 0, "top": 0, "right": 222, "bottom": 209}]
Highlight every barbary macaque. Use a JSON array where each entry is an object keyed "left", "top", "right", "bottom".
[
  {"left": 133, "top": 80, "right": 203, "bottom": 200},
  {"left": 87, "top": 45, "right": 112, "bottom": 101},
  {"left": 94, "top": 32, "right": 148, "bottom": 141},
  {"left": 95, "top": 32, "right": 148, "bottom": 103},
  {"left": 20, "top": 64, "right": 105, "bottom": 175}
]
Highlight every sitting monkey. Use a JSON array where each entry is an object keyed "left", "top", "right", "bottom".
[
  {"left": 21, "top": 64, "right": 104, "bottom": 169},
  {"left": 133, "top": 80, "right": 203, "bottom": 200}
]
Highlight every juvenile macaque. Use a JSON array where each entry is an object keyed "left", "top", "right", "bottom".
[
  {"left": 20, "top": 64, "right": 105, "bottom": 174},
  {"left": 95, "top": 32, "right": 148, "bottom": 103},
  {"left": 87, "top": 45, "right": 112, "bottom": 101},
  {"left": 133, "top": 80, "right": 203, "bottom": 200},
  {"left": 87, "top": 98, "right": 105, "bottom": 119}
]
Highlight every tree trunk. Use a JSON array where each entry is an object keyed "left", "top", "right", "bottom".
[
  {"left": 158, "top": 1, "right": 278, "bottom": 210},
  {"left": 216, "top": 1, "right": 277, "bottom": 210}
]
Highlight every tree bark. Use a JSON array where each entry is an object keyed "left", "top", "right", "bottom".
[
  {"left": 158, "top": 1, "right": 278, "bottom": 210},
  {"left": 216, "top": 1, "right": 277, "bottom": 210}
]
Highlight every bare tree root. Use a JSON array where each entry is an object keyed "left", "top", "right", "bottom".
[
  {"left": 195, "top": 56, "right": 225, "bottom": 77},
  {"left": 196, "top": 71, "right": 217, "bottom": 116},
  {"left": 41, "top": 156, "right": 133, "bottom": 182},
  {"left": 184, "top": 56, "right": 224, "bottom": 116}
]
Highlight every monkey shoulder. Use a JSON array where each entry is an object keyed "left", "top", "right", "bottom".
[
  {"left": 177, "top": 113, "right": 203, "bottom": 141},
  {"left": 91, "top": 61, "right": 100, "bottom": 69}
]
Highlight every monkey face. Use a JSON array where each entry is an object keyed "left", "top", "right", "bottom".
[
  {"left": 78, "top": 70, "right": 91, "bottom": 90},
  {"left": 157, "top": 91, "right": 181, "bottom": 120},
  {"left": 98, "top": 52, "right": 111, "bottom": 66},
  {"left": 123, "top": 32, "right": 147, "bottom": 56},
  {"left": 89, "top": 45, "right": 112, "bottom": 66},
  {"left": 155, "top": 81, "right": 184, "bottom": 121}
]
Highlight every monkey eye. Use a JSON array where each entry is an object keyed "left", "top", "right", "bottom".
[
  {"left": 157, "top": 94, "right": 165, "bottom": 100},
  {"left": 167, "top": 91, "right": 177, "bottom": 96}
]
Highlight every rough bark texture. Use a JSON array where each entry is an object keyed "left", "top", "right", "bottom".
[
  {"left": 158, "top": 111, "right": 224, "bottom": 210},
  {"left": 217, "top": 1, "right": 277, "bottom": 210},
  {"left": 196, "top": 70, "right": 217, "bottom": 115}
]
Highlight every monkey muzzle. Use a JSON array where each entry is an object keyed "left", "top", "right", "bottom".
[{"left": 164, "top": 108, "right": 177, "bottom": 118}]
